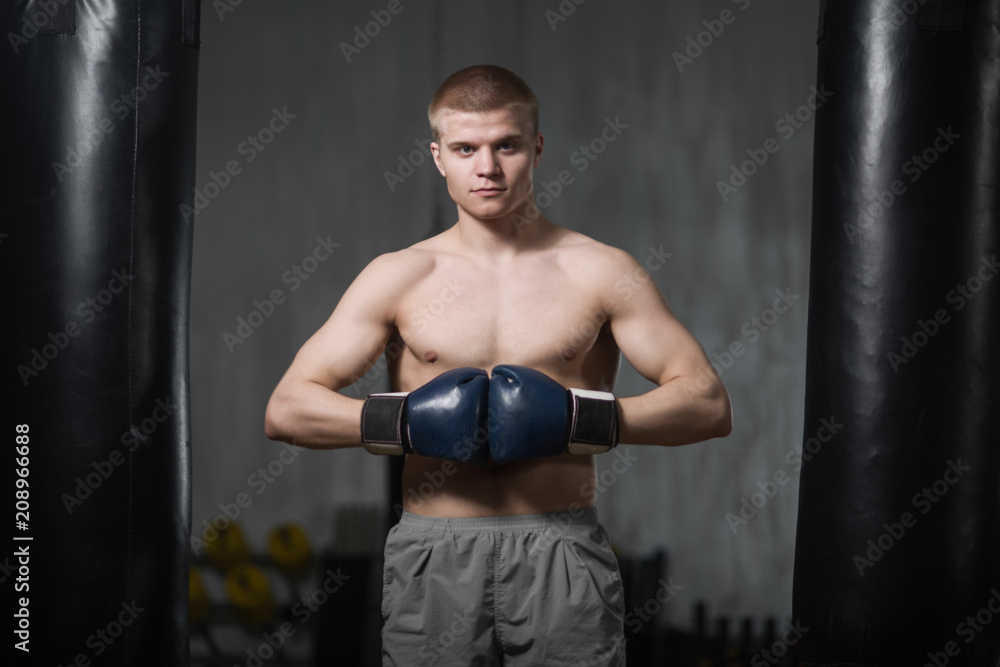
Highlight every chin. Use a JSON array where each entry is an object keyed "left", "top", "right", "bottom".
[
  {"left": 473, "top": 209, "right": 509, "bottom": 221},
  {"left": 462, "top": 201, "right": 510, "bottom": 220}
]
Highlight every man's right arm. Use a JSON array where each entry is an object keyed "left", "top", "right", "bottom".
[{"left": 263, "top": 251, "right": 415, "bottom": 449}]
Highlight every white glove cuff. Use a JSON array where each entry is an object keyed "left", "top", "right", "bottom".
[{"left": 567, "top": 388, "right": 619, "bottom": 455}]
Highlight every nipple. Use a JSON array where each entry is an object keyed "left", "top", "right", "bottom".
[{"left": 424, "top": 349, "right": 438, "bottom": 363}]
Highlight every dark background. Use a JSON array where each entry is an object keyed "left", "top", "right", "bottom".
[{"left": 188, "top": 0, "right": 820, "bottom": 650}]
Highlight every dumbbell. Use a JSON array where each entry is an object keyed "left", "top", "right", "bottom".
[
  {"left": 268, "top": 522, "right": 314, "bottom": 602},
  {"left": 224, "top": 562, "right": 275, "bottom": 628},
  {"left": 205, "top": 521, "right": 250, "bottom": 572}
]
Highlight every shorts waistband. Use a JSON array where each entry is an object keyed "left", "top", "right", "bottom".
[{"left": 396, "top": 506, "right": 600, "bottom": 531}]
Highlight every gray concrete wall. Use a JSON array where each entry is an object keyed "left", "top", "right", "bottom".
[{"left": 191, "top": 0, "right": 821, "bottom": 623}]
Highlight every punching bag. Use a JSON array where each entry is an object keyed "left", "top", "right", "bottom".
[
  {"left": 793, "top": 1, "right": 1000, "bottom": 666},
  {"left": 1, "top": 1, "right": 200, "bottom": 665}
]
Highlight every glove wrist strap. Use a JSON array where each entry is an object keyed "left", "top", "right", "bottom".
[
  {"left": 567, "top": 388, "right": 619, "bottom": 455},
  {"left": 361, "top": 392, "right": 412, "bottom": 455}
]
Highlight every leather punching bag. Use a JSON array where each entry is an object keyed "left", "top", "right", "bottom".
[
  {"left": 793, "top": 1, "right": 1000, "bottom": 666},
  {"left": 1, "top": 1, "right": 200, "bottom": 665}
]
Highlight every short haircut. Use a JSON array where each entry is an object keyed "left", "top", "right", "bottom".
[{"left": 427, "top": 64, "right": 539, "bottom": 143}]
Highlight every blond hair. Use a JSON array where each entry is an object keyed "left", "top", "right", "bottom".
[{"left": 428, "top": 64, "right": 539, "bottom": 143}]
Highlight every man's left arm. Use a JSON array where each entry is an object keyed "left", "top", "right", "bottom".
[{"left": 602, "top": 247, "right": 732, "bottom": 446}]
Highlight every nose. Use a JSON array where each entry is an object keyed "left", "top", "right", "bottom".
[{"left": 474, "top": 148, "right": 500, "bottom": 177}]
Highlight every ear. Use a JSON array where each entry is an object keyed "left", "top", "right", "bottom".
[
  {"left": 430, "top": 142, "right": 447, "bottom": 177},
  {"left": 532, "top": 132, "right": 544, "bottom": 169}
]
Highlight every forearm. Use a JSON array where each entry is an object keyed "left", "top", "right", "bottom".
[
  {"left": 616, "top": 374, "right": 732, "bottom": 446},
  {"left": 264, "top": 381, "right": 365, "bottom": 449}
]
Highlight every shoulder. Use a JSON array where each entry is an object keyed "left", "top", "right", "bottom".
[
  {"left": 345, "top": 246, "right": 437, "bottom": 317},
  {"left": 361, "top": 245, "right": 437, "bottom": 284},
  {"left": 553, "top": 229, "right": 642, "bottom": 281},
  {"left": 553, "top": 230, "right": 672, "bottom": 318}
]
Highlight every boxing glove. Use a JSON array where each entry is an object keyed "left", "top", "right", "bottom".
[
  {"left": 488, "top": 364, "right": 619, "bottom": 463},
  {"left": 360, "top": 366, "right": 490, "bottom": 464}
]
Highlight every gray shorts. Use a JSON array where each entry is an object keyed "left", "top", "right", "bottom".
[{"left": 381, "top": 506, "right": 626, "bottom": 667}]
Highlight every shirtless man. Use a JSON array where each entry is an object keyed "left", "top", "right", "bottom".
[{"left": 265, "top": 64, "right": 732, "bottom": 666}]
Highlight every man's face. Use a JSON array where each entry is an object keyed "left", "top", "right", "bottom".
[{"left": 430, "top": 107, "right": 543, "bottom": 221}]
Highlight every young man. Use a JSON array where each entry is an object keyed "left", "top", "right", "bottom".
[{"left": 265, "top": 64, "right": 732, "bottom": 666}]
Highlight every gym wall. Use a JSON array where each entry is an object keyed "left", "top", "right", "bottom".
[{"left": 190, "top": 0, "right": 819, "bottom": 622}]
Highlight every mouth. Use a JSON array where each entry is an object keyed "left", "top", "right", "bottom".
[{"left": 473, "top": 187, "right": 506, "bottom": 196}]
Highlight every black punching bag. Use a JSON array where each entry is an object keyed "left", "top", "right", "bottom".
[
  {"left": 793, "top": 1, "right": 1000, "bottom": 666},
  {"left": 1, "top": 1, "right": 200, "bottom": 665}
]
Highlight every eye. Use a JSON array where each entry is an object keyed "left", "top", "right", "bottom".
[
  {"left": 457, "top": 146, "right": 473, "bottom": 155},
  {"left": 499, "top": 142, "right": 515, "bottom": 151}
]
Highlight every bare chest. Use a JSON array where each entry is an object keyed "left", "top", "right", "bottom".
[{"left": 392, "top": 261, "right": 614, "bottom": 378}]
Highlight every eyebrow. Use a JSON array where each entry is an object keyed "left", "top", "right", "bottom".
[{"left": 446, "top": 134, "right": 524, "bottom": 149}]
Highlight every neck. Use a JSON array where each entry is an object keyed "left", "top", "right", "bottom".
[{"left": 451, "top": 196, "right": 556, "bottom": 261}]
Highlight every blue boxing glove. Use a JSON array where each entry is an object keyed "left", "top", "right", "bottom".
[
  {"left": 360, "top": 367, "right": 490, "bottom": 464},
  {"left": 488, "top": 364, "right": 619, "bottom": 463}
]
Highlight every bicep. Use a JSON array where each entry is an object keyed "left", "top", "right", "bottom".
[
  {"left": 278, "top": 255, "right": 399, "bottom": 392},
  {"left": 605, "top": 254, "right": 713, "bottom": 386}
]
